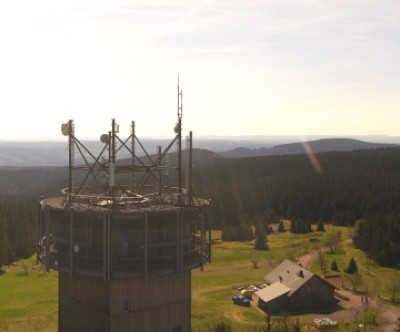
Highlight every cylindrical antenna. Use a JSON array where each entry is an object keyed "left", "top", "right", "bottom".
[
  {"left": 177, "top": 77, "right": 183, "bottom": 205},
  {"left": 111, "top": 119, "right": 116, "bottom": 165},
  {"left": 178, "top": 76, "right": 182, "bottom": 119},
  {"left": 185, "top": 135, "right": 189, "bottom": 193},
  {"left": 108, "top": 131, "right": 111, "bottom": 196},
  {"left": 189, "top": 131, "right": 193, "bottom": 205},
  {"left": 131, "top": 121, "right": 135, "bottom": 193},
  {"left": 158, "top": 145, "right": 162, "bottom": 196},
  {"left": 68, "top": 120, "right": 74, "bottom": 204},
  {"left": 110, "top": 119, "right": 117, "bottom": 205}
]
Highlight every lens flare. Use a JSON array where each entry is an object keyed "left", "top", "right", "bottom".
[{"left": 301, "top": 140, "right": 323, "bottom": 174}]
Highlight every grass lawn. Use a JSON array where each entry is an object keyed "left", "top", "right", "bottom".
[
  {"left": 308, "top": 242, "right": 400, "bottom": 301},
  {"left": 1, "top": 224, "right": 392, "bottom": 332},
  {"left": 191, "top": 287, "right": 266, "bottom": 332},
  {"left": 211, "top": 222, "right": 350, "bottom": 266},
  {"left": 0, "top": 270, "right": 58, "bottom": 332},
  {"left": 191, "top": 224, "right": 351, "bottom": 331}
]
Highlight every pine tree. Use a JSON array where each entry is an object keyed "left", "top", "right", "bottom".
[
  {"left": 265, "top": 222, "right": 272, "bottom": 234},
  {"left": 0, "top": 221, "right": 10, "bottom": 269},
  {"left": 290, "top": 219, "right": 297, "bottom": 233},
  {"left": 221, "top": 222, "right": 230, "bottom": 241},
  {"left": 240, "top": 221, "right": 254, "bottom": 241},
  {"left": 331, "top": 259, "right": 339, "bottom": 271},
  {"left": 345, "top": 257, "right": 358, "bottom": 274},
  {"left": 254, "top": 223, "right": 268, "bottom": 250},
  {"left": 278, "top": 220, "right": 285, "bottom": 232},
  {"left": 290, "top": 218, "right": 312, "bottom": 234},
  {"left": 317, "top": 219, "right": 326, "bottom": 232},
  {"left": 306, "top": 220, "right": 312, "bottom": 233}
]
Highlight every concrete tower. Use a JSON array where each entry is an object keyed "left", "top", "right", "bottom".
[{"left": 37, "top": 87, "right": 211, "bottom": 332}]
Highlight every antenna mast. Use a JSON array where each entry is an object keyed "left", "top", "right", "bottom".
[
  {"left": 177, "top": 76, "right": 183, "bottom": 205},
  {"left": 61, "top": 119, "right": 74, "bottom": 204}
]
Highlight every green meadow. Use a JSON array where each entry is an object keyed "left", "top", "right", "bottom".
[
  {"left": 191, "top": 223, "right": 351, "bottom": 331},
  {"left": 308, "top": 241, "right": 400, "bottom": 301},
  {"left": 3, "top": 223, "right": 398, "bottom": 332},
  {"left": 0, "top": 260, "right": 58, "bottom": 332}
]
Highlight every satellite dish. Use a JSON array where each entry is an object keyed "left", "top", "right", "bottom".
[
  {"left": 100, "top": 134, "right": 109, "bottom": 144},
  {"left": 61, "top": 123, "right": 70, "bottom": 136}
]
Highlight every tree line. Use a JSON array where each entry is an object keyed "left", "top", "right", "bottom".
[
  {"left": 0, "top": 199, "right": 37, "bottom": 269},
  {"left": 353, "top": 211, "right": 400, "bottom": 267},
  {"left": 194, "top": 148, "right": 400, "bottom": 229},
  {"left": 193, "top": 147, "right": 400, "bottom": 267}
]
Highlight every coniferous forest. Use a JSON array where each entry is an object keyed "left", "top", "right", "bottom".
[
  {"left": 192, "top": 148, "right": 400, "bottom": 267},
  {"left": 0, "top": 198, "right": 37, "bottom": 268},
  {"left": 1, "top": 147, "right": 400, "bottom": 268}
]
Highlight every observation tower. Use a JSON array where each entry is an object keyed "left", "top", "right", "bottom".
[{"left": 36, "top": 85, "right": 211, "bottom": 332}]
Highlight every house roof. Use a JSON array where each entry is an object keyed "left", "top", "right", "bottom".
[
  {"left": 257, "top": 259, "right": 338, "bottom": 305},
  {"left": 263, "top": 259, "right": 314, "bottom": 297},
  {"left": 255, "top": 282, "right": 291, "bottom": 303}
]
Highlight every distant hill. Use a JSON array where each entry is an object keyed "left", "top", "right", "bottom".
[
  {"left": 220, "top": 138, "right": 397, "bottom": 158},
  {"left": 0, "top": 137, "right": 399, "bottom": 166},
  {"left": 0, "top": 166, "right": 67, "bottom": 197},
  {"left": 0, "top": 145, "right": 65, "bottom": 167},
  {"left": 117, "top": 148, "right": 221, "bottom": 166},
  {"left": 0, "top": 140, "right": 225, "bottom": 167},
  {"left": 271, "top": 138, "right": 398, "bottom": 154},
  {"left": 0, "top": 149, "right": 220, "bottom": 197},
  {"left": 163, "top": 148, "right": 222, "bottom": 168}
]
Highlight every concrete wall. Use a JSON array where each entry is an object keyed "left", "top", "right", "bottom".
[{"left": 59, "top": 271, "right": 191, "bottom": 332}]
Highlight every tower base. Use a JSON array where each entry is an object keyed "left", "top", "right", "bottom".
[{"left": 58, "top": 272, "right": 191, "bottom": 332}]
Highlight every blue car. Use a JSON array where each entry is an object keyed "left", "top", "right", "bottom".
[{"left": 232, "top": 295, "right": 250, "bottom": 306}]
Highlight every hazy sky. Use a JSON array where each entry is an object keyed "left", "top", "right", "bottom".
[{"left": 0, "top": 0, "right": 399, "bottom": 140}]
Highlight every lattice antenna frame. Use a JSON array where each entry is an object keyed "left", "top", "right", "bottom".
[{"left": 61, "top": 108, "right": 190, "bottom": 211}]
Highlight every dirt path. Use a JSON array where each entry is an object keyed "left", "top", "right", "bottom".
[
  {"left": 296, "top": 239, "right": 352, "bottom": 267},
  {"left": 381, "top": 304, "right": 400, "bottom": 332},
  {"left": 296, "top": 239, "right": 400, "bottom": 331},
  {"left": 203, "top": 260, "right": 273, "bottom": 272},
  {"left": 192, "top": 285, "right": 230, "bottom": 297}
]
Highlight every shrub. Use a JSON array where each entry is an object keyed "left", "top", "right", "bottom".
[
  {"left": 20, "top": 260, "right": 29, "bottom": 275},
  {"left": 252, "top": 260, "right": 259, "bottom": 269},
  {"left": 214, "top": 321, "right": 232, "bottom": 332}
]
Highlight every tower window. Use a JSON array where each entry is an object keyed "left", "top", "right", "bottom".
[
  {"left": 121, "top": 231, "right": 129, "bottom": 256},
  {"left": 123, "top": 300, "right": 130, "bottom": 313}
]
